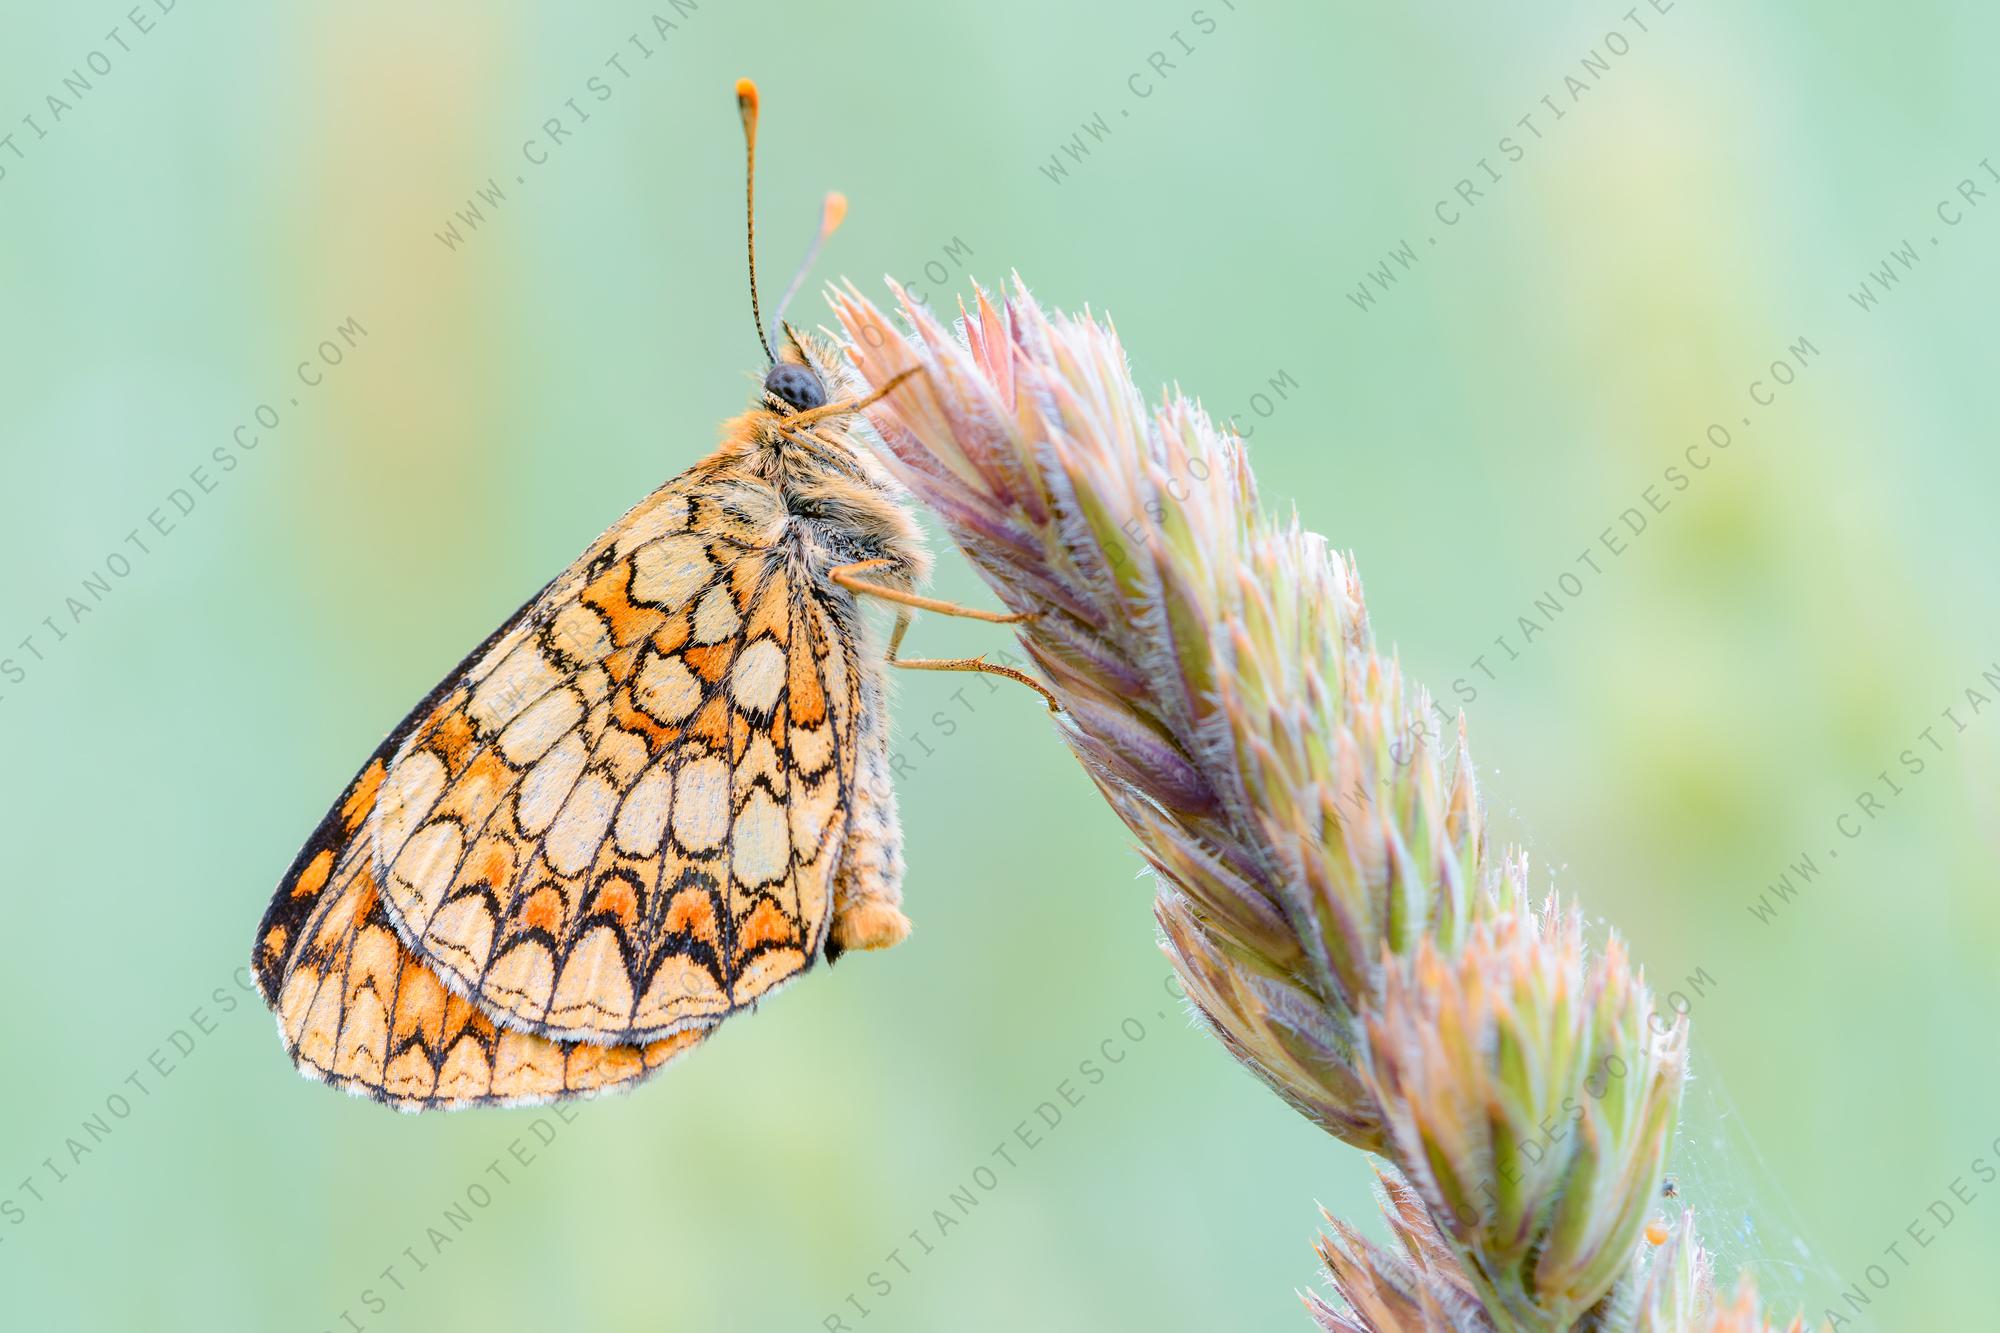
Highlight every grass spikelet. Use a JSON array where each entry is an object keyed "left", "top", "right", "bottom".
[{"left": 829, "top": 276, "right": 1815, "bottom": 1331}]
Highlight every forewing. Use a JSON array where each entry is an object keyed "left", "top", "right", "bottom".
[{"left": 362, "top": 473, "right": 861, "bottom": 1045}]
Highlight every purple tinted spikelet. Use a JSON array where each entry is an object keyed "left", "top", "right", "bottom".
[{"left": 830, "top": 279, "right": 1809, "bottom": 1332}]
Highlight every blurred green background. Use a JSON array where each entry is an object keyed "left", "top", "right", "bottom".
[{"left": 2, "top": 2, "right": 1995, "bottom": 1328}]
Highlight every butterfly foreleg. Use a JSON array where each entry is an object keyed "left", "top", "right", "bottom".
[{"left": 828, "top": 558, "right": 1032, "bottom": 625}]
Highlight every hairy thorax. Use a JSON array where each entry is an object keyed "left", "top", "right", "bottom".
[{"left": 713, "top": 412, "right": 931, "bottom": 598}]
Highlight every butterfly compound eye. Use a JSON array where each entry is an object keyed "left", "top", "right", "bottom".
[{"left": 765, "top": 362, "right": 827, "bottom": 413}]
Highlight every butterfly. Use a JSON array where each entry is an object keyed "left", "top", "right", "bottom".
[{"left": 250, "top": 79, "right": 1053, "bottom": 1112}]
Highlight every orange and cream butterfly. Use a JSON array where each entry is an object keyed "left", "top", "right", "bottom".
[{"left": 250, "top": 79, "right": 1050, "bottom": 1111}]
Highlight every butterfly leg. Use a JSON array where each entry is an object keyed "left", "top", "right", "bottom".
[
  {"left": 877, "top": 610, "right": 1062, "bottom": 714},
  {"left": 829, "top": 558, "right": 1034, "bottom": 625}
]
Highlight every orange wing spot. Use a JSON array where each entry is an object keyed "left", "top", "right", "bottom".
[
  {"left": 601, "top": 639, "right": 644, "bottom": 688},
  {"left": 425, "top": 710, "right": 478, "bottom": 773},
  {"left": 730, "top": 710, "right": 752, "bottom": 763},
  {"left": 459, "top": 748, "right": 516, "bottom": 799},
  {"left": 651, "top": 607, "right": 692, "bottom": 658},
  {"left": 728, "top": 556, "right": 763, "bottom": 605},
  {"left": 768, "top": 703, "right": 787, "bottom": 751},
  {"left": 440, "top": 988, "right": 481, "bottom": 1032},
  {"left": 591, "top": 876, "right": 639, "bottom": 928},
  {"left": 689, "top": 694, "right": 730, "bottom": 748},
  {"left": 565, "top": 1041, "right": 638, "bottom": 1090},
  {"left": 664, "top": 887, "right": 719, "bottom": 943},
  {"left": 745, "top": 574, "right": 790, "bottom": 641},
  {"left": 293, "top": 848, "right": 335, "bottom": 900},
  {"left": 519, "top": 885, "right": 565, "bottom": 936},
  {"left": 468, "top": 840, "right": 516, "bottom": 890},
  {"left": 789, "top": 642, "right": 826, "bottom": 725},
  {"left": 261, "top": 924, "right": 289, "bottom": 961},
  {"left": 342, "top": 760, "right": 387, "bottom": 831},
  {"left": 682, "top": 642, "right": 734, "bottom": 683},
  {"left": 584, "top": 562, "right": 664, "bottom": 650},
  {"left": 737, "top": 897, "right": 799, "bottom": 952},
  {"left": 390, "top": 959, "right": 446, "bottom": 1045}
]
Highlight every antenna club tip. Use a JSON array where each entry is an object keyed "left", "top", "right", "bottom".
[
  {"left": 822, "top": 191, "right": 848, "bottom": 234},
  {"left": 735, "top": 78, "right": 760, "bottom": 115}
]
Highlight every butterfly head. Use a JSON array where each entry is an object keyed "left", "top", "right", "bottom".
[
  {"left": 757, "top": 323, "right": 858, "bottom": 420},
  {"left": 763, "top": 358, "right": 827, "bottom": 414}
]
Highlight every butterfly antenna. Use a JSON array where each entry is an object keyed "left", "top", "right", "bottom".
[
  {"left": 735, "top": 77, "right": 775, "bottom": 365},
  {"left": 768, "top": 191, "right": 846, "bottom": 350}
]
